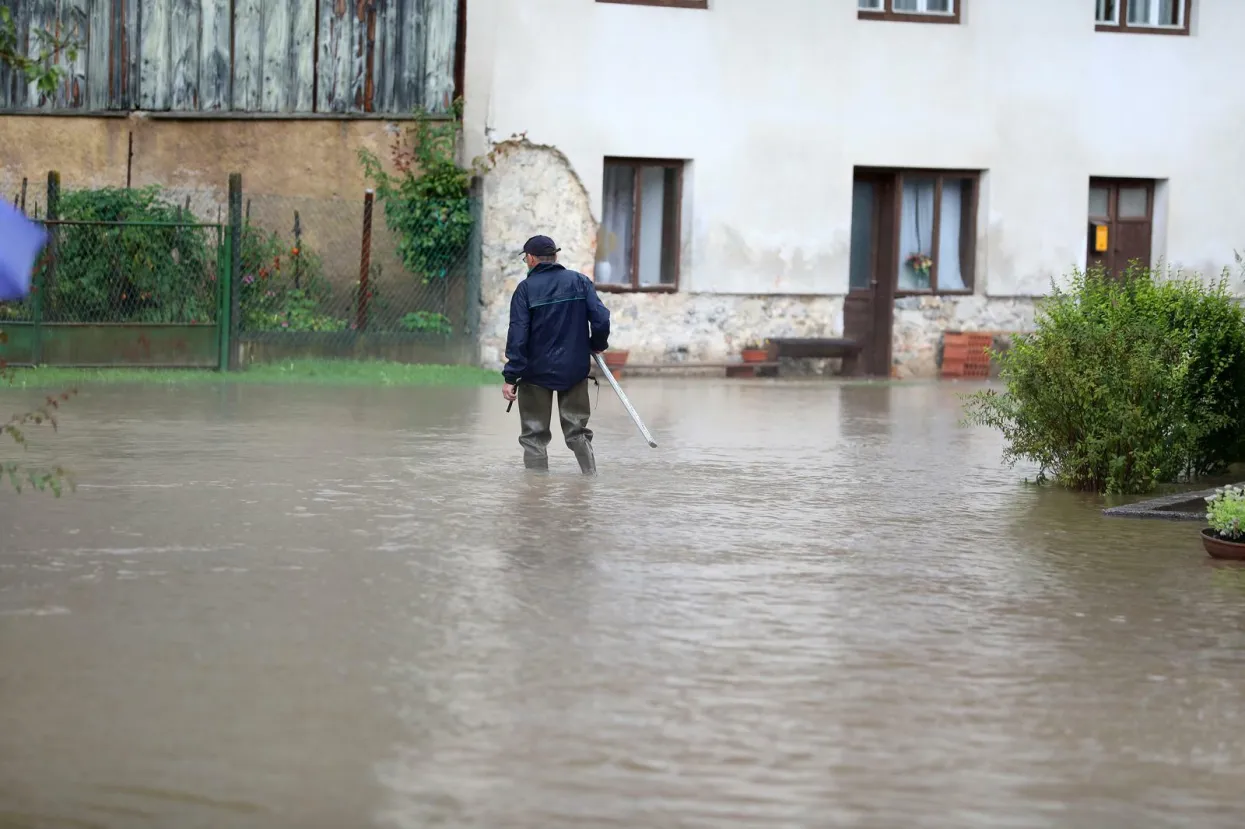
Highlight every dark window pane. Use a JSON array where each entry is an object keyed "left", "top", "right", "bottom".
[
  {"left": 849, "top": 181, "right": 875, "bottom": 291},
  {"left": 597, "top": 164, "right": 635, "bottom": 286}
]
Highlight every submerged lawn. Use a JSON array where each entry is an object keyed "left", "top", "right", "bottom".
[{"left": 3, "top": 360, "right": 498, "bottom": 389}]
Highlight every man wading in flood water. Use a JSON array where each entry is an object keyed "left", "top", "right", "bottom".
[{"left": 502, "top": 235, "right": 611, "bottom": 474}]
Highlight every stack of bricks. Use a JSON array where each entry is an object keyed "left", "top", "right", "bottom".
[{"left": 940, "top": 332, "right": 995, "bottom": 379}]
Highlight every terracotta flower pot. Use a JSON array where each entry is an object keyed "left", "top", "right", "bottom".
[
  {"left": 603, "top": 350, "right": 628, "bottom": 368},
  {"left": 602, "top": 349, "right": 628, "bottom": 379},
  {"left": 1201, "top": 528, "right": 1245, "bottom": 560},
  {"left": 740, "top": 348, "right": 768, "bottom": 364}
]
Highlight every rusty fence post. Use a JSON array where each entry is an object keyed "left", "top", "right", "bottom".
[
  {"left": 33, "top": 171, "right": 60, "bottom": 366},
  {"left": 357, "top": 189, "right": 374, "bottom": 333},
  {"left": 227, "top": 173, "right": 242, "bottom": 371}
]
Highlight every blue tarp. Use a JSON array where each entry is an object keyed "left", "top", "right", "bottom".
[{"left": 0, "top": 202, "right": 47, "bottom": 301}]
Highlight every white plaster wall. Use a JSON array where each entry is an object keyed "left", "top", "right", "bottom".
[{"left": 464, "top": 0, "right": 1245, "bottom": 297}]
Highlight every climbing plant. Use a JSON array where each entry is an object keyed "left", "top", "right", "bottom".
[
  {"left": 0, "top": 8, "right": 80, "bottom": 99},
  {"left": 358, "top": 99, "right": 475, "bottom": 284}
]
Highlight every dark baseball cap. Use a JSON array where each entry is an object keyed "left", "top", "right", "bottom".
[{"left": 520, "top": 235, "right": 560, "bottom": 258}]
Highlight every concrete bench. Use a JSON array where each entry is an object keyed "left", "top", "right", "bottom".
[{"left": 765, "top": 337, "right": 862, "bottom": 375}]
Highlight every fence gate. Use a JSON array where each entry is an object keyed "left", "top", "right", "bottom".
[{"left": 0, "top": 219, "right": 230, "bottom": 369}]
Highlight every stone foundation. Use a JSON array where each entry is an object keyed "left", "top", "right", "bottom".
[
  {"left": 477, "top": 140, "right": 1038, "bottom": 378},
  {"left": 892, "top": 295, "right": 1039, "bottom": 379}
]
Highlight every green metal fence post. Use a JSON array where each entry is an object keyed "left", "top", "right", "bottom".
[
  {"left": 33, "top": 170, "right": 61, "bottom": 366},
  {"left": 465, "top": 176, "right": 483, "bottom": 366},
  {"left": 228, "top": 173, "right": 242, "bottom": 371},
  {"left": 216, "top": 225, "right": 231, "bottom": 371}
]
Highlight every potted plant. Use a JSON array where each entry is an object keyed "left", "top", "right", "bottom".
[
  {"left": 1202, "top": 485, "right": 1245, "bottom": 560},
  {"left": 601, "top": 348, "right": 629, "bottom": 379},
  {"left": 740, "top": 341, "right": 768, "bottom": 364}
]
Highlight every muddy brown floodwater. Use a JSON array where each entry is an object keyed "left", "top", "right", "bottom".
[{"left": 1, "top": 379, "right": 1244, "bottom": 828}]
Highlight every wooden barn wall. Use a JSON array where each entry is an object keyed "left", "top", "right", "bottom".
[{"left": 0, "top": 0, "right": 459, "bottom": 114}]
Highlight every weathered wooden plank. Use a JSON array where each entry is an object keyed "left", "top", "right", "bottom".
[
  {"left": 198, "top": 0, "right": 229, "bottom": 109},
  {"left": 124, "top": 0, "right": 141, "bottom": 107},
  {"left": 0, "top": 0, "right": 25, "bottom": 108},
  {"left": 232, "top": 0, "right": 262, "bottom": 110},
  {"left": 316, "top": 0, "right": 359, "bottom": 113},
  {"left": 139, "top": 0, "right": 170, "bottom": 109},
  {"left": 259, "top": 0, "right": 288, "bottom": 111},
  {"left": 86, "top": 0, "right": 111, "bottom": 108},
  {"left": 372, "top": 0, "right": 398, "bottom": 112},
  {"left": 168, "top": 0, "right": 199, "bottom": 109},
  {"left": 51, "top": 0, "right": 91, "bottom": 108},
  {"left": 23, "top": 0, "right": 58, "bottom": 106},
  {"left": 408, "top": 0, "right": 424, "bottom": 112},
  {"left": 289, "top": 0, "right": 316, "bottom": 112},
  {"left": 422, "top": 0, "right": 456, "bottom": 113}
]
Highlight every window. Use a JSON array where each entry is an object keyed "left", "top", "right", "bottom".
[
  {"left": 895, "top": 174, "right": 977, "bottom": 293},
  {"left": 595, "top": 159, "right": 684, "bottom": 292},
  {"left": 596, "top": 0, "right": 709, "bottom": 9},
  {"left": 1096, "top": 0, "right": 1190, "bottom": 34},
  {"left": 859, "top": 0, "right": 960, "bottom": 24}
]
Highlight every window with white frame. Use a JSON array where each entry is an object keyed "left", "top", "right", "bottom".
[
  {"left": 859, "top": 0, "right": 958, "bottom": 22},
  {"left": 1096, "top": 0, "right": 1190, "bottom": 34}
]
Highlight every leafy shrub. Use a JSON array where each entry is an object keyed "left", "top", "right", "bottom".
[
  {"left": 1206, "top": 485, "right": 1245, "bottom": 541},
  {"left": 358, "top": 101, "right": 474, "bottom": 284},
  {"left": 399, "top": 311, "right": 452, "bottom": 335},
  {"left": 49, "top": 187, "right": 216, "bottom": 323},
  {"left": 962, "top": 264, "right": 1245, "bottom": 494}
]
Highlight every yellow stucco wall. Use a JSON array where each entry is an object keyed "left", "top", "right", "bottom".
[
  {"left": 0, "top": 114, "right": 402, "bottom": 202},
  {"left": 0, "top": 114, "right": 420, "bottom": 294}
]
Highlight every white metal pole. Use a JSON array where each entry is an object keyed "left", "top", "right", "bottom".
[{"left": 593, "top": 353, "right": 657, "bottom": 448}]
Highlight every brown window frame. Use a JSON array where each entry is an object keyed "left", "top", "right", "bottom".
[
  {"left": 890, "top": 169, "right": 980, "bottom": 297},
  {"left": 596, "top": 0, "right": 709, "bottom": 9},
  {"left": 595, "top": 157, "right": 685, "bottom": 294},
  {"left": 1095, "top": 0, "right": 1192, "bottom": 35},
  {"left": 858, "top": 0, "right": 961, "bottom": 25}
]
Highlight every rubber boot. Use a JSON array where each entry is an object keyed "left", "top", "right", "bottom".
[{"left": 569, "top": 439, "right": 596, "bottom": 475}]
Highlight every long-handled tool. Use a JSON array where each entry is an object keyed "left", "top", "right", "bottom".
[{"left": 593, "top": 352, "right": 658, "bottom": 448}]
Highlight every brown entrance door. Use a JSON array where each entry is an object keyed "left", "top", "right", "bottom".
[
  {"left": 844, "top": 173, "right": 897, "bottom": 377},
  {"left": 1088, "top": 178, "right": 1154, "bottom": 277}
]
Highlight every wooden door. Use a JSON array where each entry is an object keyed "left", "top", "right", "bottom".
[
  {"left": 844, "top": 174, "right": 897, "bottom": 377},
  {"left": 1088, "top": 178, "right": 1154, "bottom": 277}
]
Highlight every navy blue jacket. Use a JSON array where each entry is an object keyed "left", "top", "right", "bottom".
[{"left": 502, "top": 263, "right": 611, "bottom": 391}]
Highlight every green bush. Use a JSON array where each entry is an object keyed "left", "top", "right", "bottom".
[
  {"left": 358, "top": 101, "right": 473, "bottom": 284},
  {"left": 399, "top": 311, "right": 452, "bottom": 335},
  {"left": 49, "top": 187, "right": 216, "bottom": 323},
  {"left": 962, "top": 264, "right": 1245, "bottom": 494}
]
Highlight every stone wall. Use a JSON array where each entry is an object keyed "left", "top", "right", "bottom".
[
  {"left": 892, "top": 295, "right": 1039, "bottom": 379},
  {"left": 477, "top": 140, "right": 1036, "bottom": 378}
]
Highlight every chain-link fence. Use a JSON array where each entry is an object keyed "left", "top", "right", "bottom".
[
  {"left": 0, "top": 172, "right": 482, "bottom": 368},
  {"left": 40, "top": 220, "right": 225, "bottom": 324},
  {"left": 234, "top": 191, "right": 477, "bottom": 355},
  {"left": 0, "top": 179, "right": 228, "bottom": 367}
]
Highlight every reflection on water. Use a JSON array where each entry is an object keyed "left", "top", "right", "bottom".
[{"left": 1, "top": 380, "right": 1243, "bottom": 828}]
